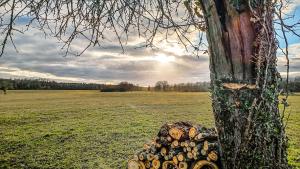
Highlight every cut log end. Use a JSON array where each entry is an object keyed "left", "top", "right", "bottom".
[
  {"left": 160, "top": 147, "right": 167, "bottom": 156},
  {"left": 152, "top": 159, "right": 161, "bottom": 169},
  {"left": 147, "top": 153, "right": 155, "bottom": 161},
  {"left": 128, "top": 160, "right": 146, "bottom": 169},
  {"left": 208, "top": 151, "right": 218, "bottom": 162},
  {"left": 187, "top": 152, "right": 194, "bottom": 159},
  {"left": 178, "top": 162, "right": 188, "bottom": 169},
  {"left": 172, "top": 140, "right": 179, "bottom": 148},
  {"left": 177, "top": 153, "right": 185, "bottom": 162},
  {"left": 172, "top": 156, "right": 179, "bottom": 165},
  {"left": 189, "top": 127, "right": 198, "bottom": 138},
  {"left": 203, "top": 141, "right": 209, "bottom": 151},
  {"left": 169, "top": 127, "right": 184, "bottom": 140}
]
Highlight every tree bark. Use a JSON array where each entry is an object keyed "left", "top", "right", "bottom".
[{"left": 199, "top": 0, "right": 288, "bottom": 168}]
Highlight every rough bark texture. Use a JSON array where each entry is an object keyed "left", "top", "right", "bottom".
[{"left": 199, "top": 0, "right": 288, "bottom": 168}]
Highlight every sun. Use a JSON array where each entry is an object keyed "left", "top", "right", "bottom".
[{"left": 154, "top": 54, "right": 175, "bottom": 63}]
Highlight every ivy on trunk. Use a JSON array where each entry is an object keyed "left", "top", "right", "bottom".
[{"left": 199, "top": 0, "right": 288, "bottom": 168}]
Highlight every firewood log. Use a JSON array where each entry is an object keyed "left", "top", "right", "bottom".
[
  {"left": 162, "top": 161, "right": 176, "bottom": 169},
  {"left": 168, "top": 122, "right": 192, "bottom": 141},
  {"left": 193, "top": 151, "right": 199, "bottom": 160},
  {"left": 144, "top": 161, "right": 151, "bottom": 168},
  {"left": 189, "top": 141, "right": 196, "bottom": 147},
  {"left": 139, "top": 152, "right": 147, "bottom": 161},
  {"left": 160, "top": 147, "right": 168, "bottom": 156},
  {"left": 189, "top": 125, "right": 204, "bottom": 139},
  {"left": 147, "top": 153, "right": 155, "bottom": 161},
  {"left": 154, "top": 154, "right": 162, "bottom": 160},
  {"left": 207, "top": 151, "right": 218, "bottom": 162},
  {"left": 171, "top": 140, "right": 179, "bottom": 148},
  {"left": 193, "top": 142, "right": 203, "bottom": 152},
  {"left": 178, "top": 162, "right": 188, "bottom": 169},
  {"left": 133, "top": 154, "right": 139, "bottom": 161},
  {"left": 144, "top": 144, "right": 156, "bottom": 154},
  {"left": 183, "top": 140, "right": 190, "bottom": 147},
  {"left": 168, "top": 148, "right": 180, "bottom": 157},
  {"left": 164, "top": 155, "right": 170, "bottom": 161},
  {"left": 143, "top": 144, "right": 150, "bottom": 150},
  {"left": 152, "top": 159, "right": 161, "bottom": 169},
  {"left": 150, "top": 146, "right": 157, "bottom": 154},
  {"left": 177, "top": 153, "right": 185, "bottom": 162},
  {"left": 128, "top": 160, "right": 146, "bottom": 169},
  {"left": 203, "top": 141, "right": 209, "bottom": 151},
  {"left": 180, "top": 141, "right": 185, "bottom": 147},
  {"left": 195, "top": 133, "right": 218, "bottom": 142},
  {"left": 172, "top": 156, "right": 179, "bottom": 165},
  {"left": 187, "top": 152, "right": 193, "bottom": 159},
  {"left": 200, "top": 149, "right": 207, "bottom": 156},
  {"left": 203, "top": 140, "right": 218, "bottom": 152},
  {"left": 159, "top": 137, "right": 170, "bottom": 146},
  {"left": 191, "top": 160, "right": 218, "bottom": 169},
  {"left": 169, "top": 127, "right": 184, "bottom": 140},
  {"left": 167, "top": 135, "right": 173, "bottom": 142},
  {"left": 155, "top": 142, "right": 162, "bottom": 148},
  {"left": 189, "top": 127, "right": 198, "bottom": 139},
  {"left": 159, "top": 123, "right": 173, "bottom": 137}
]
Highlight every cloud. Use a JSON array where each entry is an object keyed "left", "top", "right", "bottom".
[
  {"left": 277, "top": 43, "right": 300, "bottom": 79},
  {"left": 0, "top": 25, "right": 210, "bottom": 85},
  {"left": 282, "top": 0, "right": 300, "bottom": 14},
  {"left": 0, "top": 4, "right": 299, "bottom": 85}
]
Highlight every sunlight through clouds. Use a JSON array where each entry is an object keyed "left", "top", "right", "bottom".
[{"left": 0, "top": 3, "right": 299, "bottom": 85}]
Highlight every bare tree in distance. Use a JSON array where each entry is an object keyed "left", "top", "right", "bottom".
[{"left": 1, "top": 0, "right": 300, "bottom": 168}]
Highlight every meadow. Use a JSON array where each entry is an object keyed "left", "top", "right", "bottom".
[{"left": 0, "top": 90, "right": 299, "bottom": 168}]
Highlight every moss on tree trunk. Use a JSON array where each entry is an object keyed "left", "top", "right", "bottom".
[{"left": 199, "top": 0, "right": 288, "bottom": 168}]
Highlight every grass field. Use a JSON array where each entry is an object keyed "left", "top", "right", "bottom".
[{"left": 0, "top": 91, "right": 299, "bottom": 168}]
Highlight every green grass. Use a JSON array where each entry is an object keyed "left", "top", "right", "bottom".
[{"left": 0, "top": 90, "right": 299, "bottom": 168}]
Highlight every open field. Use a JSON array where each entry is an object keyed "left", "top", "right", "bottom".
[{"left": 0, "top": 90, "right": 299, "bottom": 168}]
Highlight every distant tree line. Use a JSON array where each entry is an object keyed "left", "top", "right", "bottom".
[
  {"left": 279, "top": 77, "right": 300, "bottom": 94},
  {"left": 154, "top": 81, "right": 210, "bottom": 92},
  {"left": 0, "top": 79, "right": 144, "bottom": 93},
  {"left": 0, "top": 78, "right": 102, "bottom": 90},
  {"left": 100, "top": 82, "right": 143, "bottom": 92},
  {"left": 3, "top": 78, "right": 300, "bottom": 94}
]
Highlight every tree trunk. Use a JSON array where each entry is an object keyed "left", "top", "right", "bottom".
[{"left": 199, "top": 0, "right": 288, "bottom": 168}]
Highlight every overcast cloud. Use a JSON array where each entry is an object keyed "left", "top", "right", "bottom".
[{"left": 0, "top": 3, "right": 299, "bottom": 85}]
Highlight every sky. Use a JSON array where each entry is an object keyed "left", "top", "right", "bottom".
[{"left": 0, "top": 3, "right": 300, "bottom": 86}]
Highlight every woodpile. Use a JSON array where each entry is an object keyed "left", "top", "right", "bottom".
[{"left": 128, "top": 122, "right": 221, "bottom": 169}]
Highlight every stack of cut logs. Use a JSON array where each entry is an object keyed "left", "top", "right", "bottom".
[{"left": 128, "top": 122, "right": 221, "bottom": 169}]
